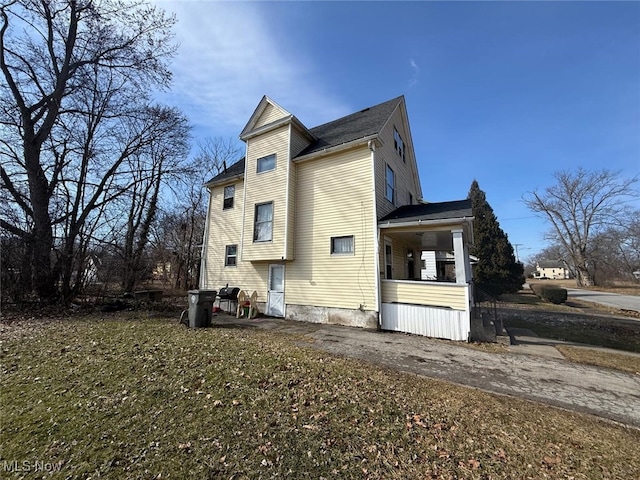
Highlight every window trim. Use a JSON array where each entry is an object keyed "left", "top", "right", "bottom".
[
  {"left": 330, "top": 235, "right": 355, "bottom": 256},
  {"left": 223, "top": 184, "right": 235, "bottom": 210},
  {"left": 224, "top": 244, "right": 238, "bottom": 267},
  {"left": 385, "top": 164, "right": 395, "bottom": 205},
  {"left": 256, "top": 153, "right": 276, "bottom": 174},
  {"left": 393, "top": 127, "right": 405, "bottom": 162},
  {"left": 253, "top": 201, "right": 273, "bottom": 242}
]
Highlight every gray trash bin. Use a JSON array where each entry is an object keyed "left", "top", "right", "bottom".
[{"left": 188, "top": 290, "right": 217, "bottom": 328}]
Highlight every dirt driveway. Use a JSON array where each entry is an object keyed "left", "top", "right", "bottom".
[{"left": 215, "top": 314, "right": 640, "bottom": 428}]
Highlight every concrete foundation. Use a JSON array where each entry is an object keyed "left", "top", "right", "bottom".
[{"left": 285, "top": 304, "right": 378, "bottom": 329}]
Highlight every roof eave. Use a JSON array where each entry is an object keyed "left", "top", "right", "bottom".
[
  {"left": 378, "top": 216, "right": 475, "bottom": 229},
  {"left": 204, "top": 172, "right": 245, "bottom": 188},
  {"left": 294, "top": 134, "right": 378, "bottom": 162}
]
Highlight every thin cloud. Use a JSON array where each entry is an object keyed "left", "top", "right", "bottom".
[
  {"left": 152, "top": 1, "right": 350, "bottom": 136},
  {"left": 409, "top": 58, "right": 419, "bottom": 87}
]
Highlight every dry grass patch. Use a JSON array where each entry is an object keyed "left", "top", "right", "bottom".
[
  {"left": 2, "top": 315, "right": 639, "bottom": 479},
  {"left": 557, "top": 345, "right": 640, "bottom": 375}
]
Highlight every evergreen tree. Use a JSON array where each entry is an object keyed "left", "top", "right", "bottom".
[{"left": 468, "top": 180, "right": 524, "bottom": 295}]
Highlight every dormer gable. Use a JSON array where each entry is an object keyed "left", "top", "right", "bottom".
[{"left": 240, "top": 95, "right": 315, "bottom": 142}]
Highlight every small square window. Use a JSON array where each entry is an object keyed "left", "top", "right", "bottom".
[
  {"left": 225, "top": 244, "right": 237, "bottom": 266},
  {"left": 257, "top": 154, "right": 276, "bottom": 173},
  {"left": 331, "top": 236, "right": 354, "bottom": 255},
  {"left": 223, "top": 185, "right": 235, "bottom": 210}
]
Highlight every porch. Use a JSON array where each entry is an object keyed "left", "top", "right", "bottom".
[{"left": 377, "top": 200, "right": 475, "bottom": 341}]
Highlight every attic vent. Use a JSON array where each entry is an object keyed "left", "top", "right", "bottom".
[{"left": 360, "top": 107, "right": 370, "bottom": 113}]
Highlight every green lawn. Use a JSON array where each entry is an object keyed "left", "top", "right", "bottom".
[{"left": 2, "top": 314, "right": 639, "bottom": 479}]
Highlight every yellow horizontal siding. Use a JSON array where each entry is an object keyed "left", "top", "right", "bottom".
[
  {"left": 242, "top": 125, "right": 290, "bottom": 261},
  {"left": 375, "top": 105, "right": 421, "bottom": 219},
  {"left": 286, "top": 146, "right": 376, "bottom": 311},
  {"left": 381, "top": 280, "right": 467, "bottom": 311},
  {"left": 203, "top": 182, "right": 269, "bottom": 298},
  {"left": 290, "top": 127, "right": 310, "bottom": 158},
  {"left": 254, "top": 102, "right": 288, "bottom": 128}
]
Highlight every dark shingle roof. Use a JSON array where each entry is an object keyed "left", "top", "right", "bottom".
[
  {"left": 204, "top": 157, "right": 245, "bottom": 185},
  {"left": 379, "top": 199, "right": 473, "bottom": 224},
  {"left": 204, "top": 96, "right": 404, "bottom": 185},
  {"left": 296, "top": 96, "right": 404, "bottom": 157}
]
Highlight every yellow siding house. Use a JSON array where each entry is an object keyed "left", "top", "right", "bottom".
[{"left": 201, "top": 96, "right": 476, "bottom": 341}]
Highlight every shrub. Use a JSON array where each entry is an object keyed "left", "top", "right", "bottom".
[
  {"left": 529, "top": 283, "right": 567, "bottom": 304},
  {"left": 542, "top": 287, "right": 568, "bottom": 304}
]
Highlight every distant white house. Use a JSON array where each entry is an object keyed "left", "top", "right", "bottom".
[{"left": 533, "top": 260, "right": 570, "bottom": 280}]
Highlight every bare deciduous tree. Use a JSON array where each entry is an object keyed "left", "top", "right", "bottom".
[
  {"left": 1, "top": 0, "right": 178, "bottom": 301},
  {"left": 524, "top": 168, "right": 638, "bottom": 286},
  {"left": 151, "top": 137, "right": 242, "bottom": 291}
]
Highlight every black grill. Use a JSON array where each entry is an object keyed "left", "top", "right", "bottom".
[{"left": 218, "top": 286, "right": 240, "bottom": 313}]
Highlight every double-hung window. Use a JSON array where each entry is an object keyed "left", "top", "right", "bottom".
[
  {"left": 394, "top": 128, "right": 405, "bottom": 162},
  {"left": 253, "top": 202, "right": 273, "bottom": 242},
  {"left": 385, "top": 165, "right": 395, "bottom": 204},
  {"left": 223, "top": 185, "right": 235, "bottom": 209},
  {"left": 225, "top": 245, "right": 237, "bottom": 266},
  {"left": 331, "top": 236, "right": 354, "bottom": 255},
  {"left": 257, "top": 154, "right": 276, "bottom": 173}
]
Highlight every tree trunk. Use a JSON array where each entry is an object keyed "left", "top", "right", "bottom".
[
  {"left": 24, "top": 143, "right": 57, "bottom": 301},
  {"left": 575, "top": 265, "right": 594, "bottom": 287}
]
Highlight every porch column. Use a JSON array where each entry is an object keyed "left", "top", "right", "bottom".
[{"left": 452, "top": 228, "right": 469, "bottom": 284}]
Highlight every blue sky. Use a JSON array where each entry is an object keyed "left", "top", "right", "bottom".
[{"left": 154, "top": 1, "right": 640, "bottom": 262}]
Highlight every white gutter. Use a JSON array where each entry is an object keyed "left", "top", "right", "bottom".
[
  {"left": 368, "top": 140, "right": 382, "bottom": 327},
  {"left": 378, "top": 216, "right": 474, "bottom": 230},
  {"left": 283, "top": 123, "right": 292, "bottom": 260},
  {"left": 239, "top": 142, "right": 249, "bottom": 262},
  {"left": 203, "top": 172, "right": 244, "bottom": 189},
  {"left": 293, "top": 134, "right": 379, "bottom": 163}
]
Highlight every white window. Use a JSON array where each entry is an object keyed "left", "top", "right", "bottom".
[
  {"left": 384, "top": 242, "right": 393, "bottom": 279},
  {"left": 225, "top": 245, "right": 237, "bottom": 266},
  {"left": 331, "top": 236, "right": 354, "bottom": 255},
  {"left": 408, "top": 192, "right": 414, "bottom": 205},
  {"left": 223, "top": 185, "right": 235, "bottom": 209},
  {"left": 253, "top": 202, "right": 273, "bottom": 242},
  {"left": 385, "top": 165, "right": 395, "bottom": 204},
  {"left": 257, "top": 154, "right": 276, "bottom": 173},
  {"left": 394, "top": 127, "right": 405, "bottom": 162}
]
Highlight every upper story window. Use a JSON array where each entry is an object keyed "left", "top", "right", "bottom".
[
  {"left": 385, "top": 165, "right": 395, "bottom": 204},
  {"left": 257, "top": 154, "right": 276, "bottom": 173},
  {"left": 223, "top": 185, "right": 235, "bottom": 210},
  {"left": 408, "top": 192, "right": 414, "bottom": 205},
  {"left": 253, "top": 202, "right": 273, "bottom": 242},
  {"left": 393, "top": 128, "right": 405, "bottom": 162},
  {"left": 331, "top": 235, "right": 354, "bottom": 255}
]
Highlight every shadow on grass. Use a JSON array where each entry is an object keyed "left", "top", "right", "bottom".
[{"left": 500, "top": 307, "right": 640, "bottom": 353}]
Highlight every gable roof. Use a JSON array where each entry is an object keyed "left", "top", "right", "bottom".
[
  {"left": 205, "top": 96, "right": 405, "bottom": 186},
  {"left": 537, "top": 260, "right": 565, "bottom": 269},
  {"left": 296, "top": 96, "right": 404, "bottom": 157},
  {"left": 379, "top": 199, "right": 473, "bottom": 224},
  {"left": 204, "top": 157, "right": 245, "bottom": 186}
]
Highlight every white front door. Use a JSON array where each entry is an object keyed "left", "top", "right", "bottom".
[{"left": 267, "top": 264, "right": 285, "bottom": 317}]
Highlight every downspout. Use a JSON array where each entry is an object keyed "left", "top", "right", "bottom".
[
  {"left": 368, "top": 140, "right": 382, "bottom": 329},
  {"left": 200, "top": 186, "right": 213, "bottom": 289},
  {"left": 239, "top": 142, "right": 249, "bottom": 262},
  {"left": 283, "top": 123, "right": 292, "bottom": 260}
]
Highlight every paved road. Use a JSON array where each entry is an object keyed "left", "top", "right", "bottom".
[
  {"left": 216, "top": 315, "right": 640, "bottom": 428},
  {"left": 566, "top": 288, "right": 640, "bottom": 313}
]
